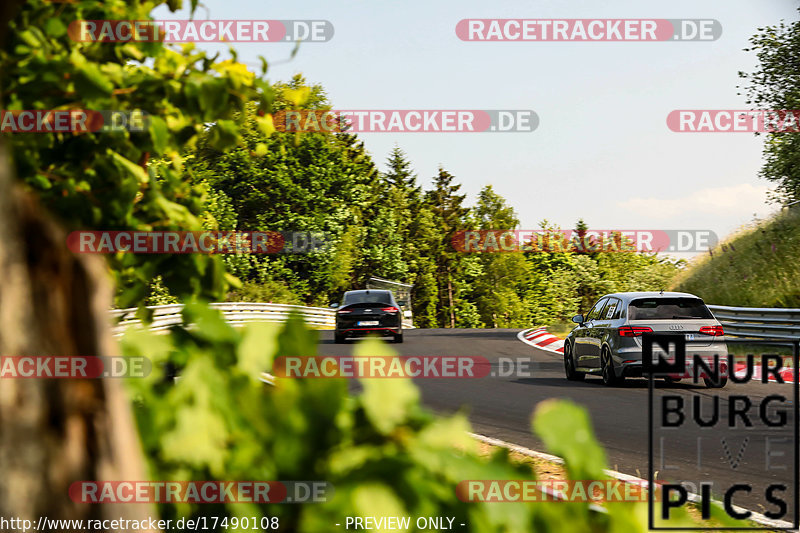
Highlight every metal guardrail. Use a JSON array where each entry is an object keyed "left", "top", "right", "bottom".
[
  {"left": 110, "top": 302, "right": 337, "bottom": 334},
  {"left": 707, "top": 304, "right": 800, "bottom": 340},
  {"left": 111, "top": 302, "right": 415, "bottom": 335}
]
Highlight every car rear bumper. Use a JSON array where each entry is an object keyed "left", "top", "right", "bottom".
[
  {"left": 336, "top": 327, "right": 402, "bottom": 338},
  {"left": 619, "top": 361, "right": 730, "bottom": 379},
  {"left": 615, "top": 343, "right": 729, "bottom": 378},
  {"left": 615, "top": 343, "right": 728, "bottom": 358},
  {"left": 621, "top": 364, "right": 643, "bottom": 378}
]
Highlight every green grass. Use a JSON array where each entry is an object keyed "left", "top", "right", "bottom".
[{"left": 672, "top": 207, "right": 800, "bottom": 307}]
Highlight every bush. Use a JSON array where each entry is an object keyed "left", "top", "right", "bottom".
[
  {"left": 144, "top": 276, "right": 180, "bottom": 306},
  {"left": 227, "top": 280, "right": 303, "bottom": 305}
]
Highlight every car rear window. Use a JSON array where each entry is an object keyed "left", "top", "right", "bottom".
[
  {"left": 343, "top": 291, "right": 393, "bottom": 305},
  {"left": 628, "top": 298, "right": 713, "bottom": 320}
]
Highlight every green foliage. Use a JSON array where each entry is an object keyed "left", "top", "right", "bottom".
[
  {"left": 473, "top": 185, "right": 517, "bottom": 229},
  {"left": 384, "top": 145, "right": 421, "bottom": 195},
  {"left": 522, "top": 222, "right": 682, "bottom": 324},
  {"left": 526, "top": 265, "right": 580, "bottom": 326},
  {"left": 425, "top": 168, "right": 471, "bottom": 327},
  {"left": 170, "top": 68, "right": 676, "bottom": 327},
  {"left": 533, "top": 400, "right": 607, "bottom": 480},
  {"left": 123, "top": 305, "right": 709, "bottom": 532},
  {"left": 673, "top": 207, "right": 800, "bottom": 306},
  {"left": 226, "top": 280, "right": 302, "bottom": 305},
  {"left": 145, "top": 276, "right": 180, "bottom": 306},
  {"left": 466, "top": 186, "right": 529, "bottom": 327},
  {"left": 2, "top": 0, "right": 275, "bottom": 309},
  {"left": 189, "top": 86, "right": 378, "bottom": 305},
  {"left": 740, "top": 9, "right": 800, "bottom": 204},
  {"left": 453, "top": 299, "right": 483, "bottom": 328}
]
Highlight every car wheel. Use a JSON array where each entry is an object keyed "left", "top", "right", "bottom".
[
  {"left": 703, "top": 376, "right": 727, "bottom": 388},
  {"left": 393, "top": 333, "right": 404, "bottom": 344},
  {"left": 334, "top": 333, "right": 345, "bottom": 344},
  {"left": 601, "top": 347, "right": 624, "bottom": 386},
  {"left": 564, "top": 342, "right": 584, "bottom": 381}
]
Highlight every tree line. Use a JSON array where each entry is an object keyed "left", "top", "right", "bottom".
[{"left": 173, "top": 75, "right": 681, "bottom": 328}]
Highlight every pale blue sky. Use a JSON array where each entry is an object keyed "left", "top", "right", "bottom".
[{"left": 156, "top": 0, "right": 798, "bottom": 249}]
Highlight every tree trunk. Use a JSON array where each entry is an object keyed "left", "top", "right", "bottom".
[
  {"left": 0, "top": 140, "right": 158, "bottom": 530},
  {"left": 447, "top": 266, "right": 455, "bottom": 328}
]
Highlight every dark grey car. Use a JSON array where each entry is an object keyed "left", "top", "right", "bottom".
[{"left": 563, "top": 291, "right": 728, "bottom": 387}]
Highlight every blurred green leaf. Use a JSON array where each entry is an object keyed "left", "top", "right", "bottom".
[
  {"left": 44, "top": 18, "right": 66, "bottom": 38},
  {"left": 74, "top": 63, "right": 114, "bottom": 98},
  {"left": 533, "top": 399, "right": 607, "bottom": 480},
  {"left": 356, "top": 338, "right": 419, "bottom": 435}
]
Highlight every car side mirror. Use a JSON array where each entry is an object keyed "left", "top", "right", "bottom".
[
  {"left": 403, "top": 310, "right": 413, "bottom": 319},
  {"left": 571, "top": 314, "right": 584, "bottom": 324},
  {"left": 329, "top": 303, "right": 339, "bottom": 308}
]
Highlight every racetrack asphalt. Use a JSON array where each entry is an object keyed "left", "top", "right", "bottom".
[{"left": 318, "top": 328, "right": 798, "bottom": 516}]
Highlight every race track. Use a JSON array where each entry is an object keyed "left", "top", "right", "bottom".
[{"left": 318, "top": 328, "right": 797, "bottom": 516}]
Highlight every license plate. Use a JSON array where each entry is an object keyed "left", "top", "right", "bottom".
[
  {"left": 685, "top": 333, "right": 695, "bottom": 341},
  {"left": 358, "top": 321, "right": 379, "bottom": 326}
]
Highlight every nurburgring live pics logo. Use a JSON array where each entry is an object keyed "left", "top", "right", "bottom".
[{"left": 644, "top": 334, "right": 798, "bottom": 529}]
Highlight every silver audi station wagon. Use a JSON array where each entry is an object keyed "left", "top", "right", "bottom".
[{"left": 563, "top": 292, "right": 728, "bottom": 387}]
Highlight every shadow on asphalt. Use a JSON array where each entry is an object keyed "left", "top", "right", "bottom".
[
  {"left": 317, "top": 337, "right": 398, "bottom": 345},
  {"left": 513, "top": 376, "right": 713, "bottom": 390},
  {"left": 413, "top": 330, "right": 519, "bottom": 340}
]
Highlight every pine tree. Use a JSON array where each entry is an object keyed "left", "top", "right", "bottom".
[
  {"left": 384, "top": 145, "right": 421, "bottom": 197},
  {"left": 426, "top": 168, "right": 469, "bottom": 327},
  {"left": 574, "top": 218, "right": 590, "bottom": 254}
]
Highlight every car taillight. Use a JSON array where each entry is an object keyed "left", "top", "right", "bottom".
[
  {"left": 381, "top": 307, "right": 399, "bottom": 313},
  {"left": 699, "top": 325, "right": 724, "bottom": 336},
  {"left": 618, "top": 326, "right": 653, "bottom": 337},
  {"left": 337, "top": 309, "right": 352, "bottom": 314}
]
